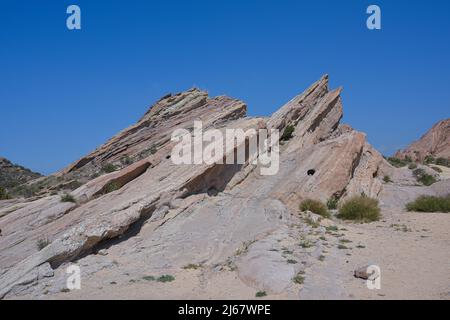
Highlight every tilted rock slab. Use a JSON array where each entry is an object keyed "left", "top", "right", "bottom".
[{"left": 0, "top": 76, "right": 385, "bottom": 298}]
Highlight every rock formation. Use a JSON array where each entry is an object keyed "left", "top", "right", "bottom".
[
  {"left": 0, "top": 157, "right": 41, "bottom": 190},
  {"left": 0, "top": 75, "right": 403, "bottom": 298},
  {"left": 395, "top": 118, "right": 450, "bottom": 162}
]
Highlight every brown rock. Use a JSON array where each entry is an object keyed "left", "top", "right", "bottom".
[
  {"left": 354, "top": 265, "right": 379, "bottom": 280},
  {"left": 395, "top": 119, "right": 450, "bottom": 162}
]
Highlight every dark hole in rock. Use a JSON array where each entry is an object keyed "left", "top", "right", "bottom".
[
  {"left": 166, "top": 155, "right": 171, "bottom": 159},
  {"left": 207, "top": 187, "right": 219, "bottom": 197},
  {"left": 307, "top": 169, "right": 316, "bottom": 176}
]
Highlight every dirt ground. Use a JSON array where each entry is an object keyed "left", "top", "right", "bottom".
[{"left": 39, "top": 207, "right": 449, "bottom": 301}]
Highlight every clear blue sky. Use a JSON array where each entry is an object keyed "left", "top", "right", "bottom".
[{"left": 1, "top": 0, "right": 449, "bottom": 174}]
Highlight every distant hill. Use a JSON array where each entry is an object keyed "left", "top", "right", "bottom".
[
  {"left": 395, "top": 119, "right": 450, "bottom": 162},
  {"left": 0, "top": 157, "right": 42, "bottom": 190}
]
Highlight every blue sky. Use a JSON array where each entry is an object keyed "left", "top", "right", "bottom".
[{"left": 1, "top": 0, "right": 449, "bottom": 174}]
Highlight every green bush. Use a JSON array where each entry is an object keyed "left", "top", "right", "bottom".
[
  {"left": 281, "top": 125, "right": 295, "bottom": 141},
  {"left": 413, "top": 168, "right": 437, "bottom": 186},
  {"left": 60, "top": 193, "right": 76, "bottom": 203},
  {"left": 387, "top": 157, "right": 409, "bottom": 168},
  {"left": 292, "top": 273, "right": 305, "bottom": 284},
  {"left": 406, "top": 195, "right": 450, "bottom": 213},
  {"left": 36, "top": 237, "right": 50, "bottom": 250},
  {"left": 121, "top": 155, "right": 133, "bottom": 166},
  {"left": 436, "top": 157, "right": 450, "bottom": 168},
  {"left": 383, "top": 175, "right": 391, "bottom": 183},
  {"left": 326, "top": 196, "right": 339, "bottom": 210},
  {"left": 424, "top": 155, "right": 436, "bottom": 164},
  {"left": 419, "top": 174, "right": 437, "bottom": 186},
  {"left": 337, "top": 196, "right": 380, "bottom": 222},
  {"left": 101, "top": 163, "right": 118, "bottom": 173},
  {"left": 157, "top": 275, "right": 175, "bottom": 283},
  {"left": 103, "top": 181, "right": 121, "bottom": 194},
  {"left": 300, "top": 199, "right": 330, "bottom": 218},
  {"left": 0, "top": 186, "right": 11, "bottom": 200},
  {"left": 408, "top": 163, "right": 418, "bottom": 170},
  {"left": 255, "top": 291, "right": 267, "bottom": 298}
]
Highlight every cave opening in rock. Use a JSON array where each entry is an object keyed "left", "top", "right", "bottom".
[{"left": 307, "top": 169, "right": 316, "bottom": 176}]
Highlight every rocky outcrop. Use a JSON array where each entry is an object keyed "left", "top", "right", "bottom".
[
  {"left": 395, "top": 119, "right": 450, "bottom": 161},
  {"left": 60, "top": 89, "right": 247, "bottom": 182},
  {"left": 0, "top": 76, "right": 386, "bottom": 299},
  {"left": 0, "top": 157, "right": 41, "bottom": 190}
]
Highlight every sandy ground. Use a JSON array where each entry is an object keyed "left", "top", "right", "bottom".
[
  {"left": 435, "top": 165, "right": 450, "bottom": 180},
  {"left": 41, "top": 207, "right": 449, "bottom": 300},
  {"left": 299, "top": 210, "right": 450, "bottom": 300}
]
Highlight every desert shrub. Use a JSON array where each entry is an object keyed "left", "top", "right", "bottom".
[
  {"left": 419, "top": 174, "right": 436, "bottom": 186},
  {"left": 183, "top": 264, "right": 202, "bottom": 270},
  {"left": 10, "top": 184, "right": 39, "bottom": 198},
  {"left": 157, "top": 275, "right": 175, "bottom": 283},
  {"left": 386, "top": 157, "right": 411, "bottom": 168},
  {"left": 0, "top": 186, "right": 11, "bottom": 200},
  {"left": 337, "top": 196, "right": 380, "bottom": 222},
  {"left": 424, "top": 155, "right": 436, "bottom": 164},
  {"left": 138, "top": 146, "right": 158, "bottom": 159},
  {"left": 36, "top": 237, "right": 50, "bottom": 250},
  {"left": 292, "top": 273, "right": 305, "bottom": 284},
  {"left": 326, "top": 196, "right": 339, "bottom": 210},
  {"left": 101, "top": 163, "right": 118, "bottom": 173},
  {"left": 281, "top": 125, "right": 295, "bottom": 141},
  {"left": 60, "top": 193, "right": 76, "bottom": 203},
  {"left": 406, "top": 195, "right": 450, "bottom": 213},
  {"left": 67, "top": 180, "right": 83, "bottom": 190},
  {"left": 413, "top": 168, "right": 437, "bottom": 186},
  {"left": 387, "top": 157, "right": 409, "bottom": 168},
  {"left": 255, "top": 291, "right": 267, "bottom": 297},
  {"left": 299, "top": 199, "right": 329, "bottom": 218},
  {"left": 408, "top": 163, "right": 418, "bottom": 170},
  {"left": 435, "top": 157, "right": 450, "bottom": 167},
  {"left": 121, "top": 155, "right": 133, "bottom": 166},
  {"left": 90, "top": 172, "right": 101, "bottom": 179},
  {"left": 103, "top": 181, "right": 121, "bottom": 194},
  {"left": 383, "top": 175, "right": 391, "bottom": 183}
]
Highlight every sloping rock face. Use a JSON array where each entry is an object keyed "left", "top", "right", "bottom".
[
  {"left": 395, "top": 119, "right": 450, "bottom": 161},
  {"left": 60, "top": 89, "right": 247, "bottom": 182},
  {"left": 0, "top": 76, "right": 385, "bottom": 299},
  {"left": 0, "top": 157, "right": 42, "bottom": 190}
]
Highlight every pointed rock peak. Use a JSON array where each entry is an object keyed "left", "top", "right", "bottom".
[
  {"left": 308, "top": 74, "right": 329, "bottom": 93},
  {"left": 268, "top": 74, "right": 338, "bottom": 131},
  {"left": 395, "top": 118, "right": 450, "bottom": 161},
  {"left": 141, "top": 88, "right": 209, "bottom": 121},
  {"left": 318, "top": 73, "right": 329, "bottom": 85},
  {"left": 188, "top": 87, "right": 204, "bottom": 93}
]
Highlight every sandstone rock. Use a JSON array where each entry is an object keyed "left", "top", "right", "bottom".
[
  {"left": 0, "top": 76, "right": 388, "bottom": 299},
  {"left": 395, "top": 118, "right": 450, "bottom": 162},
  {"left": 354, "top": 265, "right": 379, "bottom": 281},
  {"left": 0, "top": 157, "right": 42, "bottom": 190}
]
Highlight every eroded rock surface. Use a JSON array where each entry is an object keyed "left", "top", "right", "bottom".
[
  {"left": 395, "top": 118, "right": 450, "bottom": 161},
  {"left": 0, "top": 76, "right": 428, "bottom": 299}
]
